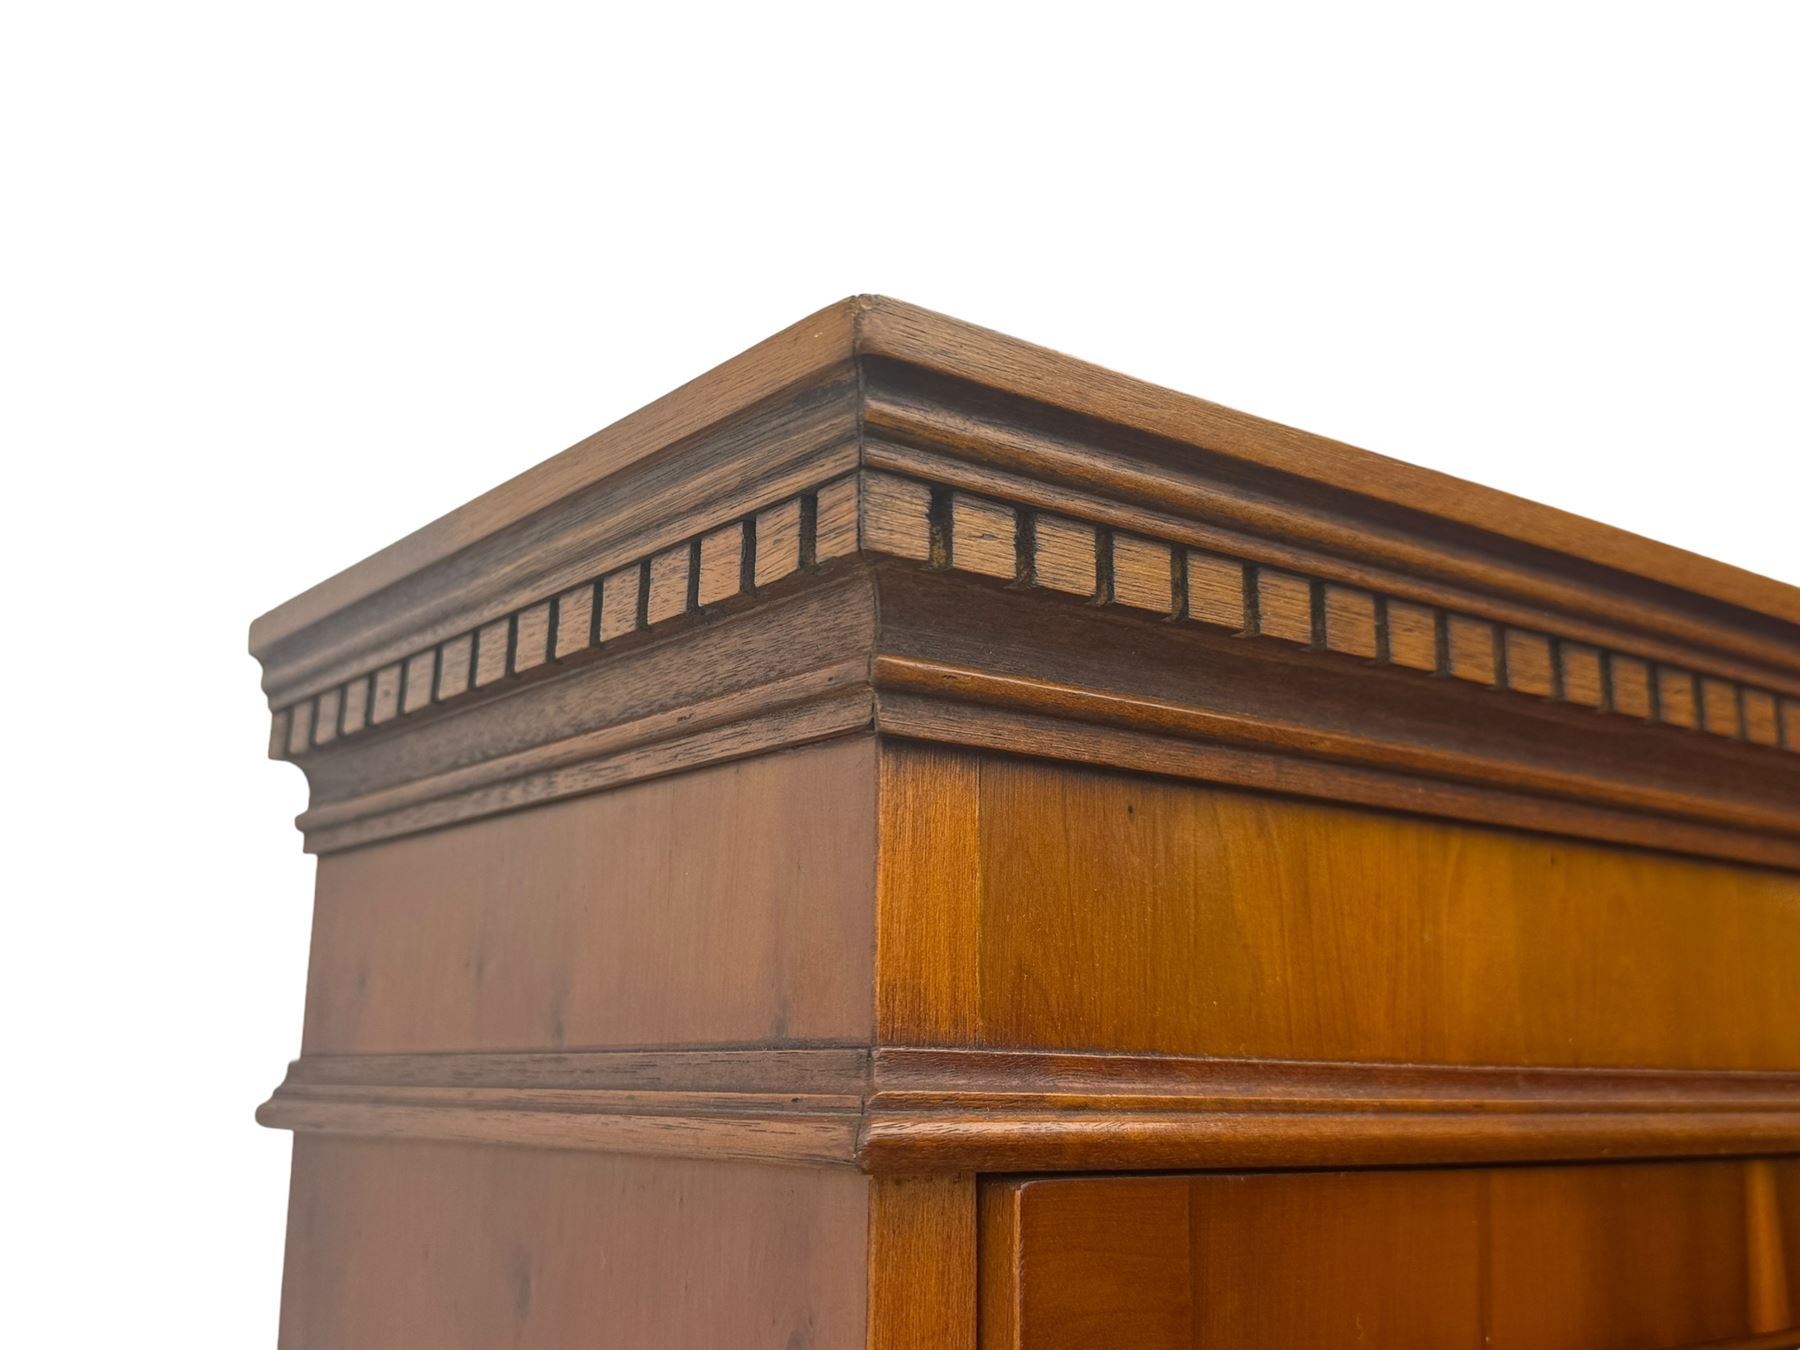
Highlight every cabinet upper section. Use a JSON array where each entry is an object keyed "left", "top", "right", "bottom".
[{"left": 250, "top": 297, "right": 1800, "bottom": 863}]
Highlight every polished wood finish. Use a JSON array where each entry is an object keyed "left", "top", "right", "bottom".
[
  {"left": 867, "top": 1176, "right": 977, "bottom": 1350},
  {"left": 981, "top": 1161, "right": 1800, "bottom": 1350},
  {"left": 883, "top": 747, "right": 1800, "bottom": 1070},
  {"left": 257, "top": 298, "right": 1800, "bottom": 868},
  {"left": 250, "top": 299, "right": 1800, "bottom": 1346},
  {"left": 301, "top": 737, "right": 875, "bottom": 1054},
  {"left": 280, "top": 1138, "right": 867, "bottom": 1350}
]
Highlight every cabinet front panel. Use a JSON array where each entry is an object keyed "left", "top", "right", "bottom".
[
  {"left": 981, "top": 1161, "right": 1800, "bottom": 1350},
  {"left": 889, "top": 749, "right": 1800, "bottom": 1069}
]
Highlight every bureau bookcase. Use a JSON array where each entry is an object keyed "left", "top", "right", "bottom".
[{"left": 250, "top": 297, "right": 1800, "bottom": 1348}]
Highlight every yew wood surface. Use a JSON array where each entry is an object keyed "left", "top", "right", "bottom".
[
  {"left": 279, "top": 1137, "right": 867, "bottom": 1350},
  {"left": 248, "top": 298, "right": 1800, "bottom": 1350},
  {"left": 878, "top": 743, "right": 1800, "bottom": 1071},
  {"left": 867, "top": 1175, "right": 977, "bottom": 1350},
  {"left": 981, "top": 1161, "right": 1800, "bottom": 1350},
  {"left": 303, "top": 737, "right": 875, "bottom": 1054},
  {"left": 253, "top": 297, "right": 1796, "bottom": 662}
]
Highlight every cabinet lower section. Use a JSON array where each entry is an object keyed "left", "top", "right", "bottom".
[{"left": 980, "top": 1159, "right": 1800, "bottom": 1350}]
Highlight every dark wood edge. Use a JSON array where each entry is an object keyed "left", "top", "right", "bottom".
[
  {"left": 253, "top": 295, "right": 1799, "bottom": 670},
  {"left": 854, "top": 296, "right": 1800, "bottom": 627},
  {"left": 871, "top": 665, "right": 1800, "bottom": 872},
  {"left": 251, "top": 297, "right": 862, "bottom": 656},
  {"left": 267, "top": 464, "right": 1796, "bottom": 863},
  {"left": 268, "top": 470, "right": 863, "bottom": 756},
  {"left": 862, "top": 439, "right": 1800, "bottom": 696},
  {"left": 258, "top": 1046, "right": 1800, "bottom": 1172},
  {"left": 299, "top": 674, "right": 874, "bottom": 855}
]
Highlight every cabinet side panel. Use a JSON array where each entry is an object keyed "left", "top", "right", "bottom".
[
  {"left": 279, "top": 1138, "right": 868, "bottom": 1350},
  {"left": 303, "top": 737, "right": 876, "bottom": 1053},
  {"left": 961, "top": 751, "right": 1800, "bottom": 1069}
]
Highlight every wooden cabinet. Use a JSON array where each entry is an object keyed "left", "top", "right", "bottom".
[{"left": 249, "top": 298, "right": 1800, "bottom": 1347}]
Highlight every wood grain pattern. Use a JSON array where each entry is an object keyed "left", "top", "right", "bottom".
[
  {"left": 1182, "top": 549, "right": 1243, "bottom": 628},
  {"left": 292, "top": 572, "right": 876, "bottom": 854},
  {"left": 252, "top": 298, "right": 861, "bottom": 656},
  {"left": 1386, "top": 595, "right": 1440, "bottom": 670},
  {"left": 1109, "top": 533, "right": 1174, "bottom": 613},
  {"left": 435, "top": 631, "right": 473, "bottom": 699},
  {"left": 1252, "top": 565, "right": 1312, "bottom": 643},
  {"left": 370, "top": 661, "right": 401, "bottom": 723},
  {"left": 854, "top": 297, "right": 1798, "bottom": 638},
  {"left": 1031, "top": 515, "right": 1097, "bottom": 597},
  {"left": 280, "top": 1137, "right": 869, "bottom": 1350},
  {"left": 1323, "top": 582, "right": 1378, "bottom": 658},
  {"left": 848, "top": 470, "right": 1798, "bottom": 753},
  {"left": 873, "top": 745, "right": 1800, "bottom": 1070},
  {"left": 255, "top": 296, "right": 1797, "bottom": 685},
  {"left": 263, "top": 1048, "right": 866, "bottom": 1165},
  {"left": 983, "top": 1162, "right": 1800, "bottom": 1350},
  {"left": 861, "top": 472, "right": 932, "bottom": 561},
  {"left": 270, "top": 475, "right": 862, "bottom": 764},
  {"left": 950, "top": 493, "right": 1016, "bottom": 580},
  {"left": 867, "top": 1175, "right": 975, "bottom": 1350},
  {"left": 401, "top": 649, "right": 436, "bottom": 712},
  {"left": 550, "top": 583, "right": 594, "bottom": 661},
  {"left": 1749, "top": 1159, "right": 1797, "bottom": 1332},
  {"left": 302, "top": 738, "right": 875, "bottom": 1053},
  {"left": 258, "top": 1043, "right": 1800, "bottom": 1173},
  {"left": 815, "top": 473, "right": 861, "bottom": 561},
  {"left": 875, "top": 744, "right": 981, "bottom": 1044},
  {"left": 859, "top": 1046, "right": 1800, "bottom": 1172},
  {"left": 474, "top": 618, "right": 509, "bottom": 687},
  {"left": 697, "top": 521, "right": 745, "bottom": 607},
  {"left": 645, "top": 542, "right": 691, "bottom": 625},
  {"left": 260, "top": 368, "right": 1796, "bottom": 870},
  {"left": 512, "top": 600, "right": 551, "bottom": 673},
  {"left": 340, "top": 675, "right": 369, "bottom": 735},
  {"left": 755, "top": 497, "right": 805, "bottom": 586},
  {"left": 247, "top": 299, "right": 1800, "bottom": 1349},
  {"left": 868, "top": 561, "right": 1800, "bottom": 870}
]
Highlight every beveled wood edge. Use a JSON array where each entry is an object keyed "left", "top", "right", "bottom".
[
  {"left": 855, "top": 297, "right": 1800, "bottom": 627},
  {"left": 857, "top": 466, "right": 1800, "bottom": 731},
  {"left": 258, "top": 1046, "right": 1800, "bottom": 1172},
  {"left": 251, "top": 297, "right": 864, "bottom": 655},
  {"left": 269, "top": 463, "right": 1800, "bottom": 769},
  {"left": 298, "top": 669, "right": 874, "bottom": 854},
  {"left": 267, "top": 463, "right": 1797, "bottom": 864},
  {"left": 871, "top": 666, "right": 1800, "bottom": 872},
  {"left": 269, "top": 471, "right": 862, "bottom": 761},
  {"left": 254, "top": 302, "right": 1800, "bottom": 740},
  {"left": 253, "top": 295, "right": 1798, "bottom": 666}
]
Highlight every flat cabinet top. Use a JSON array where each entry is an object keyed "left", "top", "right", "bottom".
[{"left": 250, "top": 297, "right": 1799, "bottom": 866}]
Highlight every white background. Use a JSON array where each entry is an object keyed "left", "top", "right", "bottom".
[{"left": 3, "top": 4, "right": 1795, "bottom": 1343}]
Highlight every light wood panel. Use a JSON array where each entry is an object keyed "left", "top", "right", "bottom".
[
  {"left": 875, "top": 744, "right": 981, "bottom": 1043},
  {"left": 981, "top": 1160, "right": 1800, "bottom": 1350},
  {"left": 868, "top": 1175, "right": 976, "bottom": 1350},
  {"left": 280, "top": 1137, "right": 868, "bottom": 1350},
  {"left": 907, "top": 748, "right": 1800, "bottom": 1069},
  {"left": 1485, "top": 1163, "right": 1756, "bottom": 1348},
  {"left": 303, "top": 737, "right": 875, "bottom": 1054}
]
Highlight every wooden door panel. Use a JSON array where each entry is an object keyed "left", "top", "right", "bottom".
[{"left": 981, "top": 1160, "right": 1800, "bottom": 1350}]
